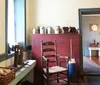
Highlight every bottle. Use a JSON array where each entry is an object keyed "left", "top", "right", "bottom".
[
  {"left": 94, "top": 39, "right": 96, "bottom": 44},
  {"left": 40, "top": 26, "right": 45, "bottom": 34}
]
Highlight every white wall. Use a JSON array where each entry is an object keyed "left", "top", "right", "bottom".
[
  {"left": 29, "top": 0, "right": 100, "bottom": 27},
  {"left": 26, "top": 0, "right": 37, "bottom": 45},
  {"left": 36, "top": 0, "right": 79, "bottom": 27},
  {"left": 82, "top": 16, "right": 100, "bottom": 56},
  {"left": 27, "top": 0, "right": 100, "bottom": 45},
  {"left": 0, "top": 0, "right": 5, "bottom": 54}
]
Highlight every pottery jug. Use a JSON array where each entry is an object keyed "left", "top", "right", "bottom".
[
  {"left": 33, "top": 28, "right": 36, "bottom": 34},
  {"left": 62, "top": 27, "right": 69, "bottom": 34},
  {"left": 46, "top": 26, "right": 52, "bottom": 34},
  {"left": 36, "top": 26, "right": 40, "bottom": 34},
  {"left": 55, "top": 26, "right": 62, "bottom": 34},
  {"left": 40, "top": 26, "right": 45, "bottom": 34}
]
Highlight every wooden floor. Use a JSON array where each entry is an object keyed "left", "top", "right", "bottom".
[
  {"left": 48, "top": 80, "right": 85, "bottom": 85},
  {"left": 90, "top": 56, "right": 100, "bottom": 65}
]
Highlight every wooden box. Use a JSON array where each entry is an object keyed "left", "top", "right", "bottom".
[{"left": 89, "top": 43, "right": 97, "bottom": 47}]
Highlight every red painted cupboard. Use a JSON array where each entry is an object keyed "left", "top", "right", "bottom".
[
  {"left": 32, "top": 33, "right": 80, "bottom": 84},
  {"left": 32, "top": 33, "right": 80, "bottom": 68}
]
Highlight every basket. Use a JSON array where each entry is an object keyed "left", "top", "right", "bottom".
[{"left": 0, "top": 67, "right": 15, "bottom": 85}]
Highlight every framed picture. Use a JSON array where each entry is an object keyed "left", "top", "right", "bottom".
[{"left": 90, "top": 24, "right": 98, "bottom": 32}]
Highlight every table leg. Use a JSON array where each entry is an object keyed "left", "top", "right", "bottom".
[
  {"left": 89, "top": 49, "right": 92, "bottom": 59},
  {"left": 98, "top": 50, "right": 100, "bottom": 61}
]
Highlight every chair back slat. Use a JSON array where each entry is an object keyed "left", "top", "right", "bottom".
[
  {"left": 44, "top": 55, "right": 55, "bottom": 57},
  {"left": 43, "top": 48, "right": 55, "bottom": 52},
  {"left": 42, "top": 41, "right": 55, "bottom": 46}
]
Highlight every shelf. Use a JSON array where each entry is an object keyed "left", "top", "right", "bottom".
[{"left": 8, "top": 60, "right": 36, "bottom": 85}]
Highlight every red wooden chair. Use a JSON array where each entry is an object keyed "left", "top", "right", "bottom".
[{"left": 41, "top": 40, "right": 70, "bottom": 85}]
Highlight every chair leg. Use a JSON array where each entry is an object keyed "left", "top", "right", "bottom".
[
  {"left": 57, "top": 73, "right": 59, "bottom": 83},
  {"left": 42, "top": 75, "right": 43, "bottom": 85},
  {"left": 47, "top": 74, "right": 49, "bottom": 85},
  {"left": 68, "top": 71, "right": 70, "bottom": 85},
  {"left": 68, "top": 78, "right": 70, "bottom": 85},
  {"left": 47, "top": 78, "right": 49, "bottom": 85}
]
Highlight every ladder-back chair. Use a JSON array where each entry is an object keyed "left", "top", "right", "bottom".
[{"left": 41, "top": 40, "right": 70, "bottom": 85}]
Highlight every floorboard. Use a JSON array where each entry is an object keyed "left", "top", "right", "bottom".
[{"left": 90, "top": 56, "right": 100, "bottom": 65}]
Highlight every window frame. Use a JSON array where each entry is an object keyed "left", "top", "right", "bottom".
[{"left": 0, "top": 0, "right": 26, "bottom": 61}]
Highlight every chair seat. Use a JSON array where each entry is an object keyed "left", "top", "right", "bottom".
[{"left": 43, "top": 66, "right": 67, "bottom": 74}]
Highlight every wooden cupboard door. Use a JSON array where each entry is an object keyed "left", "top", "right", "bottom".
[
  {"left": 32, "top": 34, "right": 80, "bottom": 69},
  {"left": 71, "top": 36, "right": 80, "bottom": 66},
  {"left": 71, "top": 34, "right": 80, "bottom": 77},
  {"left": 32, "top": 34, "right": 80, "bottom": 85}
]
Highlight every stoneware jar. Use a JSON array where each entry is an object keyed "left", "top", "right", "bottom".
[
  {"left": 40, "top": 26, "right": 45, "bottom": 34},
  {"left": 46, "top": 26, "right": 52, "bottom": 34},
  {"left": 32, "top": 28, "right": 36, "bottom": 34},
  {"left": 55, "top": 26, "right": 62, "bottom": 34}
]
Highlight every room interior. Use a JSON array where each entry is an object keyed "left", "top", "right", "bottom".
[
  {"left": 79, "top": 9, "right": 100, "bottom": 85},
  {"left": 79, "top": 10, "right": 100, "bottom": 69},
  {"left": 82, "top": 14, "right": 100, "bottom": 83},
  {"left": 82, "top": 14, "right": 100, "bottom": 65},
  {"left": 1, "top": 0, "right": 100, "bottom": 85}
]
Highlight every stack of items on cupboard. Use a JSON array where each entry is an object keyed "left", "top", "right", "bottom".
[{"left": 32, "top": 26, "right": 79, "bottom": 34}]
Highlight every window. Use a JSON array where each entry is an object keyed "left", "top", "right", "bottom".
[
  {"left": 7, "top": 0, "right": 15, "bottom": 46},
  {"left": 7, "top": 0, "right": 26, "bottom": 53}
]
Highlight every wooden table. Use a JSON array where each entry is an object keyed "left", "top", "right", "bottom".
[
  {"left": 8, "top": 60, "right": 36, "bottom": 85},
  {"left": 88, "top": 47, "right": 100, "bottom": 60}
]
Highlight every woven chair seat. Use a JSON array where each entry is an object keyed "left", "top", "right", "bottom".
[{"left": 43, "top": 66, "right": 67, "bottom": 74}]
